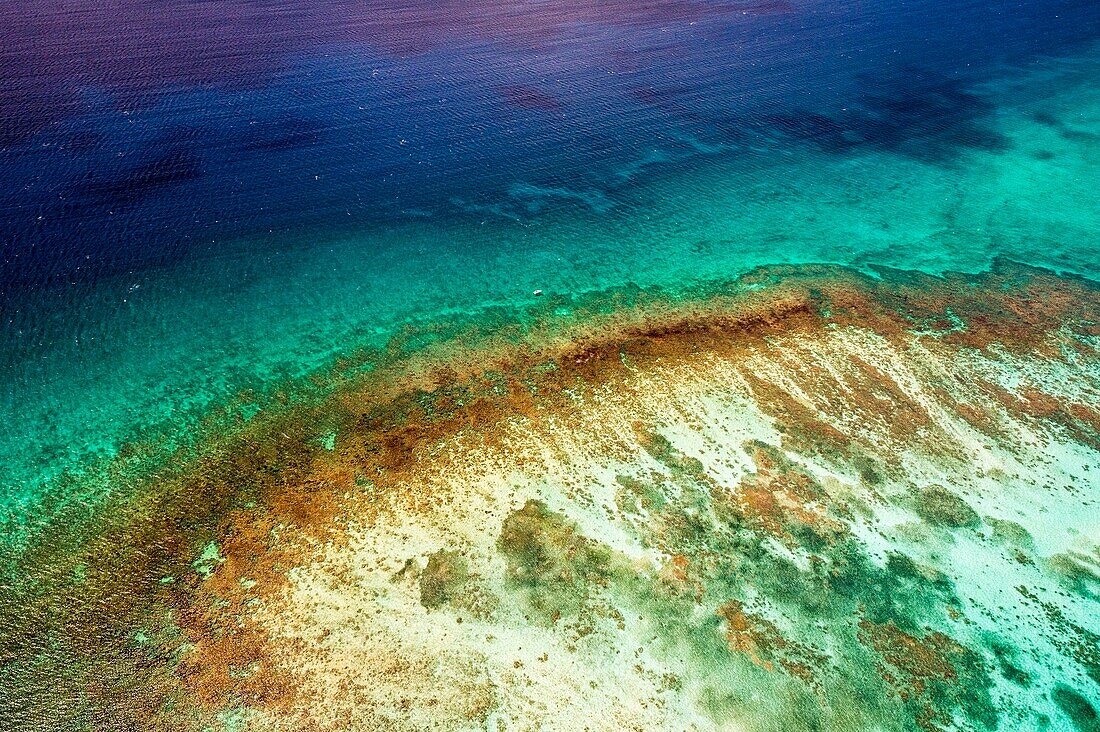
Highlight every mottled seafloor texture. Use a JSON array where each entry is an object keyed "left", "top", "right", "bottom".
[
  {"left": 4, "top": 263, "right": 1100, "bottom": 732},
  {"left": 3, "top": 0, "right": 1100, "bottom": 730}
]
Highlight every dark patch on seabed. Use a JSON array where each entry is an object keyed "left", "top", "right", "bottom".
[
  {"left": 760, "top": 71, "right": 1011, "bottom": 163},
  {"left": 75, "top": 144, "right": 204, "bottom": 206}
]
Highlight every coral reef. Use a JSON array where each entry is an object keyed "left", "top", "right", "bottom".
[{"left": 2, "top": 261, "right": 1098, "bottom": 731}]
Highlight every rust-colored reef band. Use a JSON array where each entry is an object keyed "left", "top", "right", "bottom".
[{"left": 2, "top": 260, "right": 1099, "bottom": 731}]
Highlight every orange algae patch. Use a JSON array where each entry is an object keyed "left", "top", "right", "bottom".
[
  {"left": 857, "top": 619, "right": 994, "bottom": 732},
  {"left": 717, "top": 600, "right": 828, "bottom": 687},
  {"left": 727, "top": 441, "right": 848, "bottom": 548}
]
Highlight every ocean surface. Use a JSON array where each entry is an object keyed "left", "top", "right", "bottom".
[{"left": 2, "top": 1, "right": 1100, "bottom": 730}]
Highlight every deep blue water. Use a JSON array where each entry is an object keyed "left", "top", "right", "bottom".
[{"left": 3, "top": 0, "right": 1099, "bottom": 291}]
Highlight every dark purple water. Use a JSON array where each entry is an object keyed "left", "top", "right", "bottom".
[{"left": 3, "top": 0, "right": 1098, "bottom": 292}]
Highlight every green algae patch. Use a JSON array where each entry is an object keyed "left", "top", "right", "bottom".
[
  {"left": 911, "top": 484, "right": 980, "bottom": 528},
  {"left": 419, "top": 549, "right": 470, "bottom": 610},
  {"left": 496, "top": 500, "right": 627, "bottom": 624},
  {"left": 986, "top": 637, "right": 1033, "bottom": 687},
  {"left": 317, "top": 431, "right": 337, "bottom": 451},
  {"left": 192, "top": 542, "right": 225, "bottom": 579},
  {"left": 1046, "top": 549, "right": 1100, "bottom": 600},
  {"left": 614, "top": 474, "right": 667, "bottom": 515},
  {"left": 986, "top": 517, "right": 1035, "bottom": 548},
  {"left": 638, "top": 430, "right": 707, "bottom": 477},
  {"left": 1053, "top": 685, "right": 1100, "bottom": 732}
]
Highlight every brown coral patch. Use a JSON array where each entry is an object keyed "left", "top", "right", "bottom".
[
  {"left": 726, "top": 441, "right": 848, "bottom": 549},
  {"left": 717, "top": 600, "right": 828, "bottom": 688},
  {"left": 858, "top": 619, "right": 992, "bottom": 731}
]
